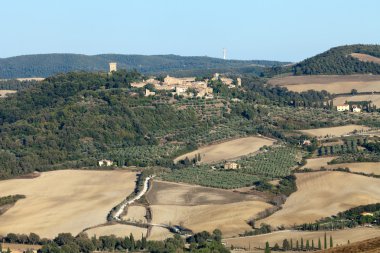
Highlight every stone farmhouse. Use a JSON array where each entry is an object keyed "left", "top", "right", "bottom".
[{"left": 336, "top": 104, "right": 350, "bottom": 112}]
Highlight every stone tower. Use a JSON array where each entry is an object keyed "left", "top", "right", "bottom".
[{"left": 109, "top": 62, "right": 117, "bottom": 73}]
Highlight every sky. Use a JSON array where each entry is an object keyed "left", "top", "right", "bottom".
[{"left": 1, "top": 0, "right": 380, "bottom": 62}]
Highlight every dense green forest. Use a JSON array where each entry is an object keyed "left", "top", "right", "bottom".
[
  {"left": 0, "top": 53, "right": 288, "bottom": 78},
  {"left": 292, "top": 44, "right": 380, "bottom": 75}
]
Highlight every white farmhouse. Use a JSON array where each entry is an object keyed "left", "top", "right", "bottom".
[{"left": 336, "top": 104, "right": 350, "bottom": 112}]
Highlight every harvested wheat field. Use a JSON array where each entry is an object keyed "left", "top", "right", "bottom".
[
  {"left": 224, "top": 227, "right": 380, "bottom": 249},
  {"left": 85, "top": 224, "right": 147, "bottom": 239},
  {"left": 0, "top": 170, "right": 137, "bottom": 238},
  {"left": 123, "top": 205, "right": 147, "bottom": 223},
  {"left": 318, "top": 236, "right": 380, "bottom": 253},
  {"left": 333, "top": 94, "right": 380, "bottom": 107},
  {"left": 148, "top": 226, "right": 173, "bottom": 241},
  {"left": 299, "top": 124, "right": 370, "bottom": 138},
  {"left": 351, "top": 53, "right": 380, "bottom": 64},
  {"left": 301, "top": 157, "right": 337, "bottom": 170},
  {"left": 151, "top": 201, "right": 272, "bottom": 237},
  {"left": 148, "top": 180, "right": 270, "bottom": 237},
  {"left": 0, "top": 90, "right": 17, "bottom": 97},
  {"left": 269, "top": 75, "right": 380, "bottom": 94},
  {"left": 325, "top": 162, "right": 380, "bottom": 175},
  {"left": 174, "top": 136, "right": 274, "bottom": 164},
  {"left": 146, "top": 180, "right": 262, "bottom": 206},
  {"left": 259, "top": 171, "right": 380, "bottom": 228}
]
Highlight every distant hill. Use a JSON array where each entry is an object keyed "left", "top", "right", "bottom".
[
  {"left": 0, "top": 53, "right": 288, "bottom": 79},
  {"left": 292, "top": 44, "right": 380, "bottom": 75}
]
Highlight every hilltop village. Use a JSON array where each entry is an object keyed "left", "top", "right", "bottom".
[{"left": 131, "top": 73, "right": 241, "bottom": 98}]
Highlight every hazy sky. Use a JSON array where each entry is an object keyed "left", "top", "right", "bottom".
[{"left": 1, "top": 0, "right": 379, "bottom": 61}]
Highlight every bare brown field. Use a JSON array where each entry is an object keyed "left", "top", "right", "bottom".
[
  {"left": 351, "top": 53, "right": 380, "bottom": 64},
  {"left": 146, "top": 180, "right": 262, "bottom": 206},
  {"left": 0, "top": 170, "right": 137, "bottom": 238},
  {"left": 0, "top": 90, "right": 17, "bottom": 98},
  {"left": 224, "top": 227, "right": 380, "bottom": 250},
  {"left": 148, "top": 180, "right": 270, "bottom": 237},
  {"left": 334, "top": 94, "right": 380, "bottom": 107},
  {"left": 259, "top": 172, "right": 380, "bottom": 228},
  {"left": 299, "top": 124, "right": 370, "bottom": 138},
  {"left": 325, "top": 162, "right": 380, "bottom": 175},
  {"left": 174, "top": 136, "right": 275, "bottom": 164},
  {"left": 85, "top": 224, "right": 147, "bottom": 239},
  {"left": 269, "top": 75, "right": 380, "bottom": 94},
  {"left": 1, "top": 243, "right": 42, "bottom": 253},
  {"left": 301, "top": 157, "right": 337, "bottom": 170},
  {"left": 123, "top": 205, "right": 147, "bottom": 223},
  {"left": 151, "top": 201, "right": 272, "bottom": 237}
]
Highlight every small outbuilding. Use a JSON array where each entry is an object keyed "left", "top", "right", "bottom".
[
  {"left": 98, "top": 159, "right": 114, "bottom": 167},
  {"left": 224, "top": 162, "right": 239, "bottom": 170}
]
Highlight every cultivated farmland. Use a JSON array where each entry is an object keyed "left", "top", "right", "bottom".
[
  {"left": 325, "top": 162, "right": 380, "bottom": 175},
  {"left": 148, "top": 180, "right": 271, "bottom": 237},
  {"left": 351, "top": 53, "right": 380, "bottom": 64},
  {"left": 174, "top": 136, "right": 274, "bottom": 164},
  {"left": 269, "top": 75, "right": 380, "bottom": 94},
  {"left": 123, "top": 205, "right": 147, "bottom": 223},
  {"left": 301, "top": 157, "right": 337, "bottom": 170},
  {"left": 223, "top": 227, "right": 380, "bottom": 249},
  {"left": 333, "top": 94, "right": 380, "bottom": 107},
  {"left": 258, "top": 171, "right": 380, "bottom": 228},
  {"left": 162, "top": 167, "right": 260, "bottom": 189},
  {"left": 299, "top": 124, "right": 370, "bottom": 138},
  {"left": 85, "top": 224, "right": 147, "bottom": 239},
  {"left": 151, "top": 201, "right": 272, "bottom": 237},
  {"left": 146, "top": 180, "right": 262, "bottom": 205},
  {"left": 0, "top": 90, "right": 16, "bottom": 98},
  {"left": 0, "top": 170, "right": 137, "bottom": 238}
]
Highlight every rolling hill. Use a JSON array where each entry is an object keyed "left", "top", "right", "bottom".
[
  {"left": 292, "top": 44, "right": 380, "bottom": 75},
  {"left": 0, "top": 53, "right": 288, "bottom": 79}
]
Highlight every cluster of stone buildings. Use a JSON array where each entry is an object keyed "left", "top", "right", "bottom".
[{"left": 131, "top": 73, "right": 241, "bottom": 98}]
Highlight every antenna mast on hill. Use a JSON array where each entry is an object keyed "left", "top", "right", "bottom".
[{"left": 223, "top": 48, "right": 227, "bottom": 60}]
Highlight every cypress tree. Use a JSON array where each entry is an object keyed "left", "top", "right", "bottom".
[
  {"left": 312, "top": 239, "right": 315, "bottom": 250},
  {"left": 301, "top": 237, "right": 304, "bottom": 250},
  {"left": 296, "top": 240, "right": 299, "bottom": 250},
  {"left": 282, "top": 239, "right": 290, "bottom": 251},
  {"left": 306, "top": 240, "right": 310, "bottom": 250},
  {"left": 330, "top": 235, "right": 333, "bottom": 248},
  {"left": 141, "top": 234, "right": 147, "bottom": 249},
  {"left": 318, "top": 238, "right": 322, "bottom": 250},
  {"left": 290, "top": 239, "right": 293, "bottom": 250},
  {"left": 264, "top": 242, "right": 271, "bottom": 253},
  {"left": 324, "top": 232, "right": 327, "bottom": 249},
  {"left": 130, "top": 233, "right": 135, "bottom": 250}
]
